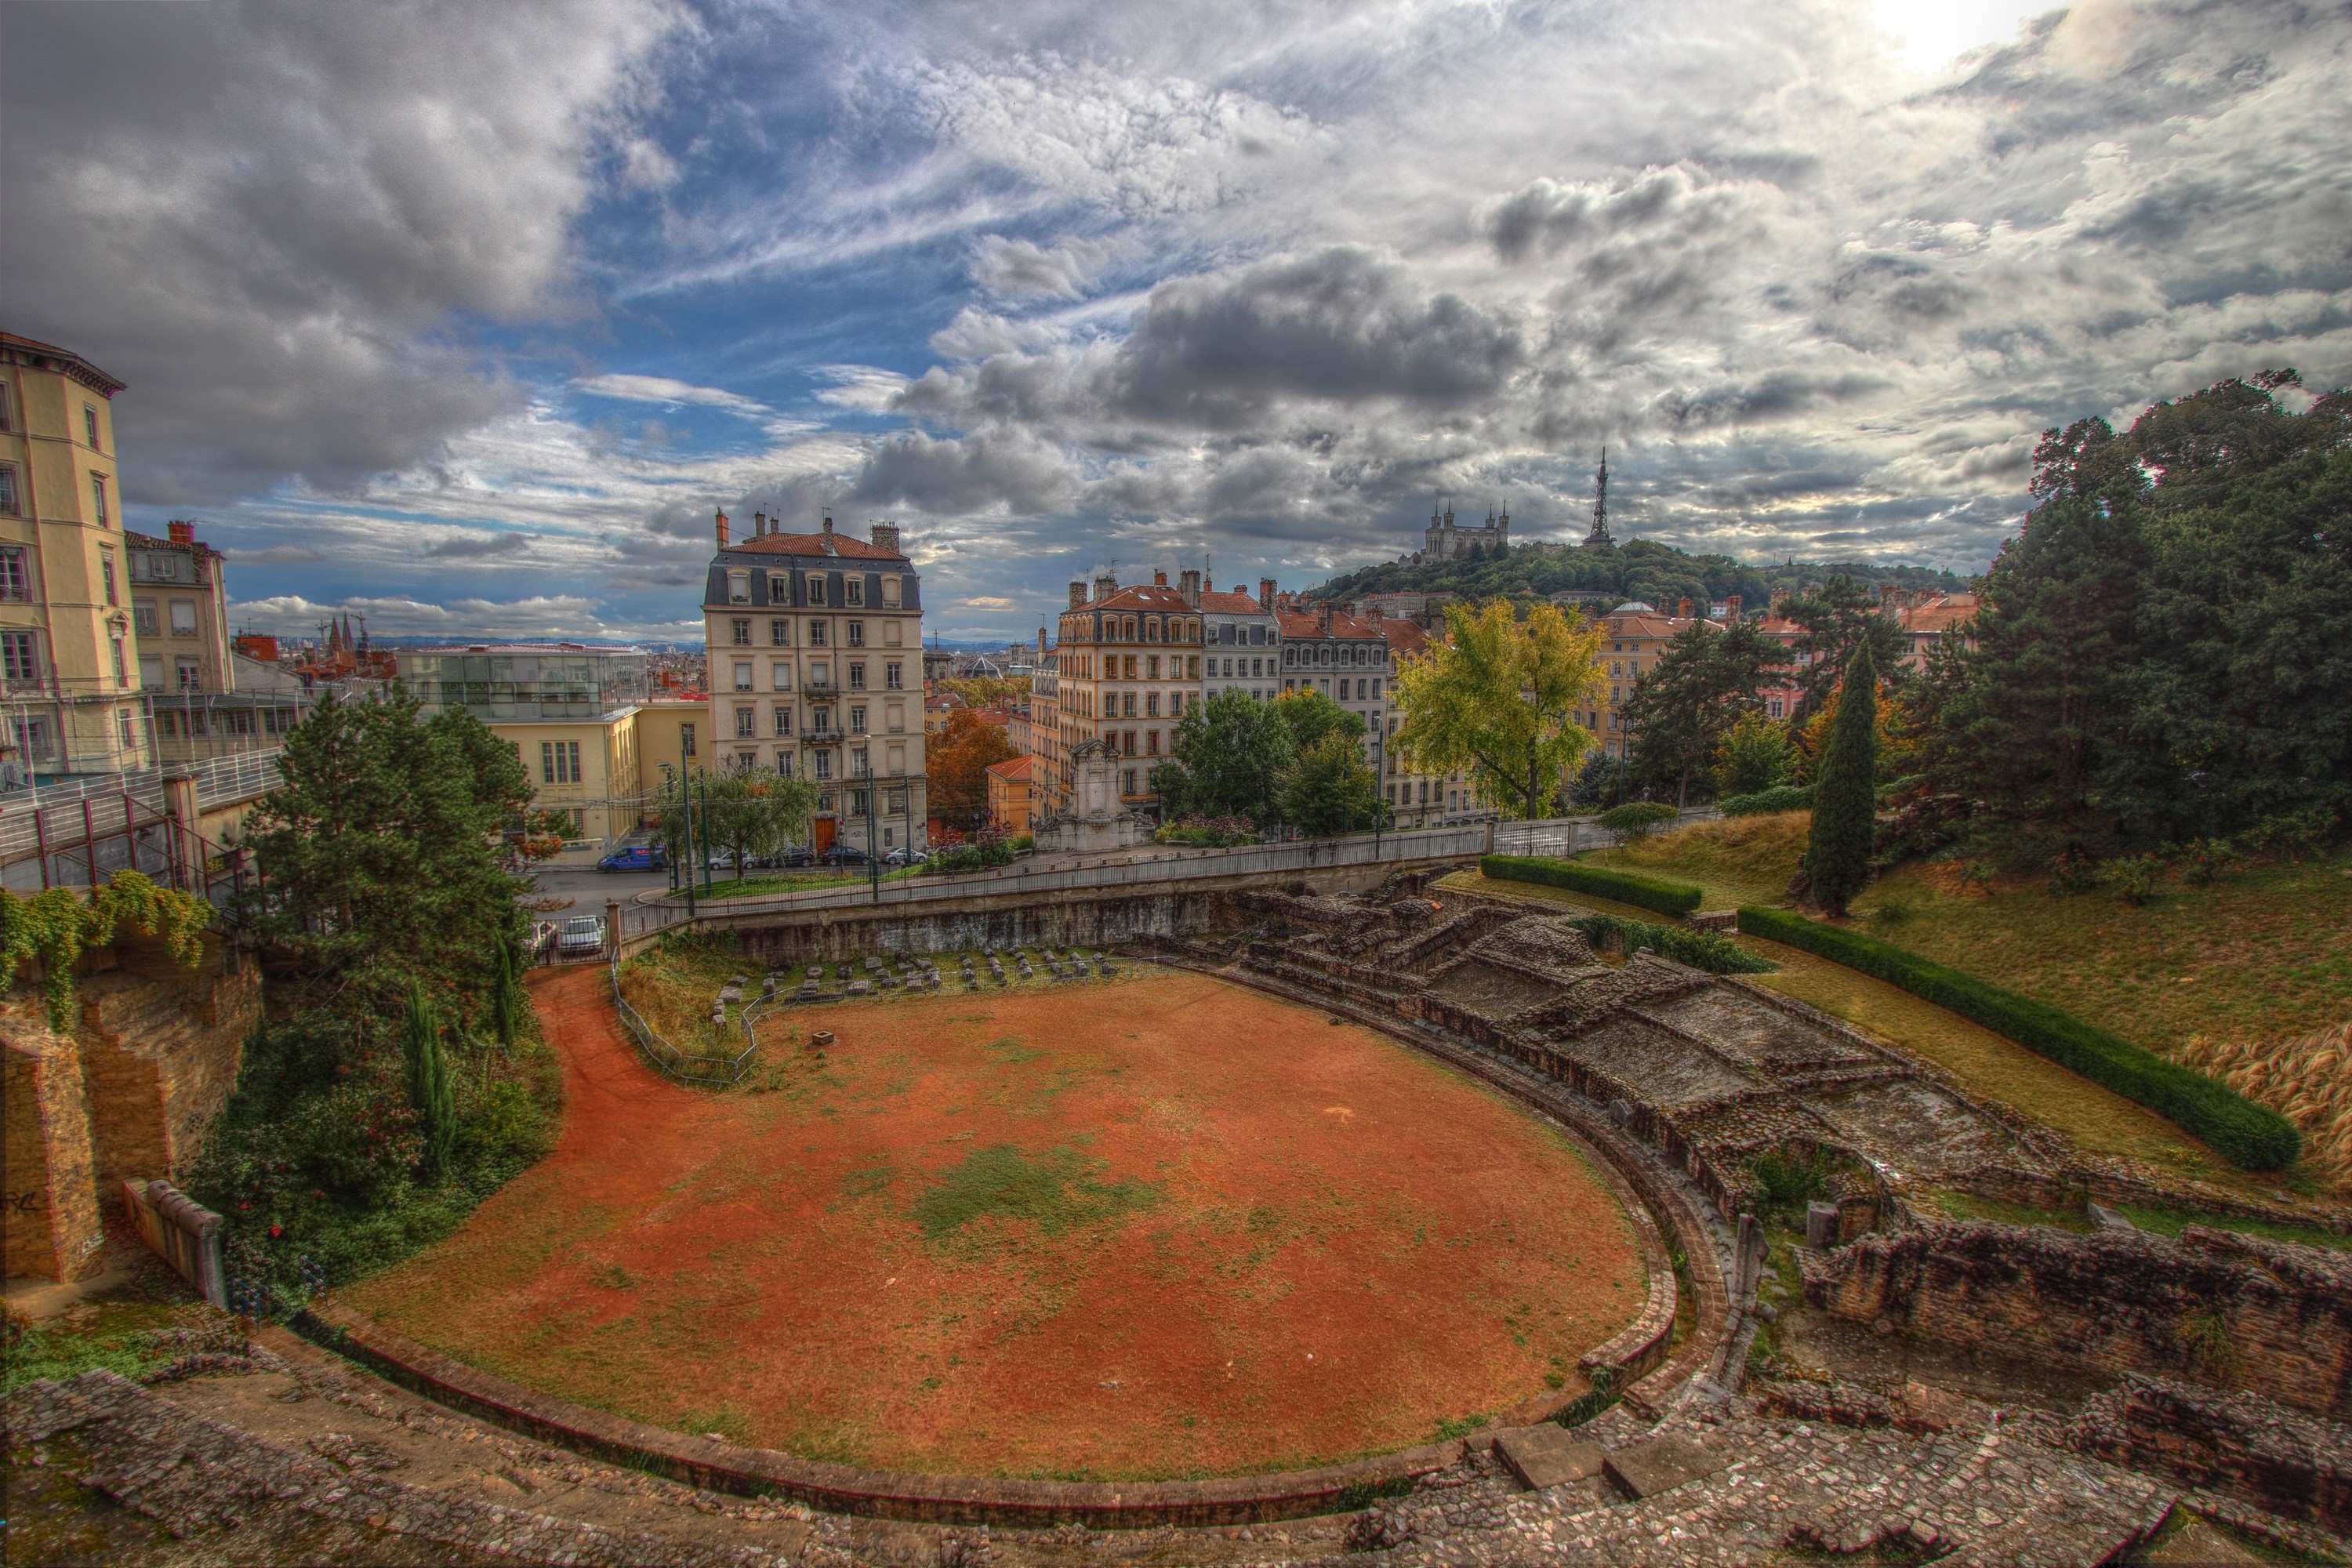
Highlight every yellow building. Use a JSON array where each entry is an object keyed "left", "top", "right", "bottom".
[
  {"left": 1051, "top": 569, "right": 1203, "bottom": 810},
  {"left": 0, "top": 332, "right": 152, "bottom": 776},
  {"left": 701, "top": 512, "right": 927, "bottom": 855}
]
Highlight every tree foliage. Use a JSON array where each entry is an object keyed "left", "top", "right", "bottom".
[
  {"left": 1623, "top": 619, "right": 1777, "bottom": 804},
  {"left": 239, "top": 684, "right": 532, "bottom": 1019},
  {"left": 926, "top": 710, "right": 1018, "bottom": 829},
  {"left": 1154, "top": 687, "right": 1298, "bottom": 823},
  {"left": 665, "top": 764, "right": 820, "bottom": 872},
  {"left": 1782, "top": 575, "right": 1906, "bottom": 718},
  {"left": 1714, "top": 711, "right": 1795, "bottom": 798},
  {"left": 1391, "top": 601, "right": 1604, "bottom": 819},
  {"left": 1806, "top": 644, "right": 1880, "bottom": 916},
  {"left": 1275, "top": 731, "right": 1387, "bottom": 837},
  {"left": 0, "top": 873, "right": 211, "bottom": 1032}
]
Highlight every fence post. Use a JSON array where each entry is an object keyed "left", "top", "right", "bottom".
[
  {"left": 162, "top": 773, "right": 200, "bottom": 891},
  {"left": 80, "top": 797, "right": 98, "bottom": 887},
  {"left": 605, "top": 898, "right": 622, "bottom": 961}
]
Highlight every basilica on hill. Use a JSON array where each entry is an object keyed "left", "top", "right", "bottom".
[{"left": 1411, "top": 499, "right": 1509, "bottom": 562}]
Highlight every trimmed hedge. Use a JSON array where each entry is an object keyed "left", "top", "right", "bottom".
[
  {"left": 1720, "top": 784, "right": 1814, "bottom": 816},
  {"left": 1736, "top": 906, "right": 2302, "bottom": 1171},
  {"left": 1562, "top": 912, "right": 1774, "bottom": 975},
  {"left": 1481, "top": 855, "right": 1704, "bottom": 916}
]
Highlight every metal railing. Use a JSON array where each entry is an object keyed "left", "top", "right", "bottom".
[
  {"left": 607, "top": 946, "right": 771, "bottom": 1085},
  {"left": 0, "top": 746, "right": 286, "bottom": 877},
  {"left": 615, "top": 823, "right": 1491, "bottom": 941},
  {"left": 1489, "top": 806, "right": 1722, "bottom": 860}
]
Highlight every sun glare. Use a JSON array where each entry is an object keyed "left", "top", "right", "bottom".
[{"left": 1874, "top": 0, "right": 2049, "bottom": 71}]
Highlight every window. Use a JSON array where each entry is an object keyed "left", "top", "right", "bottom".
[
  {"left": 1145, "top": 655, "right": 1159, "bottom": 680},
  {"left": 735, "top": 706, "right": 755, "bottom": 739},
  {"left": 808, "top": 621, "right": 827, "bottom": 647},
  {"left": 813, "top": 750, "right": 833, "bottom": 780},
  {"left": 680, "top": 722, "right": 696, "bottom": 757},
  {"left": 119, "top": 710, "right": 136, "bottom": 751},
  {"left": 1123, "top": 768, "right": 1138, "bottom": 795},
  {"left": 176, "top": 657, "right": 200, "bottom": 691},
  {"left": 540, "top": 740, "right": 582, "bottom": 784},
  {"left": 886, "top": 702, "right": 904, "bottom": 733},
  {"left": 887, "top": 742, "right": 905, "bottom": 772},
  {"left": 777, "top": 750, "right": 794, "bottom": 777},
  {"left": 771, "top": 661, "right": 792, "bottom": 690},
  {"left": 134, "top": 600, "right": 158, "bottom": 636},
  {"left": 811, "top": 659, "right": 831, "bottom": 688},
  {"left": 1145, "top": 692, "right": 1159, "bottom": 717},
  {"left": 169, "top": 599, "right": 197, "bottom": 636},
  {"left": 881, "top": 575, "right": 902, "bottom": 607},
  {"left": 111, "top": 637, "right": 127, "bottom": 687},
  {"left": 812, "top": 706, "right": 831, "bottom": 734},
  {"left": 85, "top": 405, "right": 100, "bottom": 449},
  {"left": 805, "top": 572, "right": 827, "bottom": 606},
  {"left": 100, "top": 551, "right": 117, "bottom": 604},
  {"left": 0, "top": 466, "right": 17, "bottom": 517},
  {"left": 1186, "top": 655, "right": 1199, "bottom": 679},
  {"left": 1123, "top": 654, "right": 1137, "bottom": 679},
  {"left": 851, "top": 747, "right": 868, "bottom": 778},
  {"left": 1283, "top": 646, "right": 1294, "bottom": 666},
  {"left": 1123, "top": 730, "right": 1137, "bottom": 755},
  {"left": 845, "top": 576, "right": 865, "bottom": 607},
  {"left": 737, "top": 752, "right": 757, "bottom": 771},
  {"left": 885, "top": 661, "right": 902, "bottom": 690},
  {"left": 774, "top": 706, "right": 793, "bottom": 736},
  {"left": 847, "top": 620, "right": 864, "bottom": 646},
  {"left": 733, "top": 661, "right": 753, "bottom": 691},
  {"left": 848, "top": 662, "right": 866, "bottom": 690},
  {"left": 728, "top": 570, "right": 750, "bottom": 604},
  {"left": 731, "top": 618, "right": 751, "bottom": 645},
  {"left": 140, "top": 655, "right": 163, "bottom": 689},
  {"left": 771, "top": 618, "right": 789, "bottom": 646},
  {"left": 0, "top": 384, "right": 11, "bottom": 431},
  {"left": 1122, "top": 691, "right": 1136, "bottom": 718}
]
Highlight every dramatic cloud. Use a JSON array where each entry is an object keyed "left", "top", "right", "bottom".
[{"left": 9, "top": 0, "right": 2349, "bottom": 643}]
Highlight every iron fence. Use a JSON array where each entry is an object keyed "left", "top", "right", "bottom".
[{"left": 607, "top": 945, "right": 769, "bottom": 1086}]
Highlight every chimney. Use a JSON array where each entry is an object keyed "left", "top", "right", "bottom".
[
  {"left": 1727, "top": 593, "right": 1743, "bottom": 619},
  {"left": 715, "top": 510, "right": 731, "bottom": 547},
  {"left": 1178, "top": 568, "right": 1200, "bottom": 608},
  {"left": 1094, "top": 571, "right": 1116, "bottom": 604},
  {"left": 1069, "top": 580, "right": 1087, "bottom": 610},
  {"left": 1678, "top": 597, "right": 1692, "bottom": 619},
  {"left": 1036, "top": 628, "right": 1047, "bottom": 655},
  {"left": 822, "top": 514, "right": 834, "bottom": 535},
  {"left": 1259, "top": 578, "right": 1276, "bottom": 612},
  {"left": 1153, "top": 569, "right": 1168, "bottom": 587},
  {"left": 753, "top": 510, "right": 767, "bottom": 535},
  {"left": 1770, "top": 588, "right": 1791, "bottom": 614},
  {"left": 1367, "top": 604, "right": 1385, "bottom": 627},
  {"left": 168, "top": 521, "right": 195, "bottom": 545},
  {"left": 1317, "top": 603, "right": 1334, "bottom": 634},
  {"left": 869, "top": 521, "right": 901, "bottom": 555}
]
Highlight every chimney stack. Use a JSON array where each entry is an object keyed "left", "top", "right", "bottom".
[
  {"left": 715, "top": 510, "right": 731, "bottom": 547},
  {"left": 1367, "top": 604, "right": 1385, "bottom": 627},
  {"left": 1069, "top": 580, "right": 1087, "bottom": 610},
  {"left": 1678, "top": 597, "right": 1692, "bottom": 619},
  {"left": 1178, "top": 568, "right": 1200, "bottom": 607},
  {"left": 754, "top": 510, "right": 767, "bottom": 535},
  {"left": 1317, "top": 603, "right": 1334, "bottom": 634},
  {"left": 1770, "top": 588, "right": 1791, "bottom": 614},
  {"left": 1259, "top": 578, "right": 1276, "bottom": 612},
  {"left": 1094, "top": 570, "right": 1116, "bottom": 604},
  {"left": 1727, "top": 593, "right": 1743, "bottom": 619},
  {"left": 1036, "top": 627, "right": 1047, "bottom": 655},
  {"left": 869, "top": 521, "right": 901, "bottom": 555},
  {"left": 1153, "top": 569, "right": 1168, "bottom": 586},
  {"left": 168, "top": 521, "right": 195, "bottom": 545},
  {"left": 822, "top": 514, "right": 834, "bottom": 535}
]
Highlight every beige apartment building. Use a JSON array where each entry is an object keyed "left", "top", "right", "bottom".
[
  {"left": 702, "top": 512, "right": 927, "bottom": 855},
  {"left": 0, "top": 332, "right": 151, "bottom": 776},
  {"left": 1051, "top": 569, "right": 1205, "bottom": 811}
]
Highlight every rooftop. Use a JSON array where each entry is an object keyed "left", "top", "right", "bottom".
[{"left": 0, "top": 330, "right": 125, "bottom": 397}]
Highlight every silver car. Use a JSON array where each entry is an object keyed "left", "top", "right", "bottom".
[{"left": 557, "top": 915, "right": 604, "bottom": 957}]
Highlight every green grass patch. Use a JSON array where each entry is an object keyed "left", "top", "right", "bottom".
[
  {"left": 1480, "top": 855, "right": 1703, "bottom": 916},
  {"left": 1720, "top": 785, "right": 1814, "bottom": 817},
  {"left": 2114, "top": 1205, "right": 2352, "bottom": 1252},
  {"left": 1738, "top": 907, "right": 2300, "bottom": 1171},
  {"left": 1555, "top": 909, "right": 1773, "bottom": 975},
  {"left": 1924, "top": 1189, "right": 2097, "bottom": 1234},
  {"left": 668, "top": 865, "right": 925, "bottom": 902},
  {"left": 1, "top": 1299, "right": 189, "bottom": 1393},
  {"left": 912, "top": 1143, "right": 1163, "bottom": 1250}
]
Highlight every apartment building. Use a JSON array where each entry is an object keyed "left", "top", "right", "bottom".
[
  {"left": 702, "top": 512, "right": 926, "bottom": 856},
  {"left": 1590, "top": 600, "right": 1724, "bottom": 755},
  {"left": 1024, "top": 626, "right": 1063, "bottom": 812},
  {"left": 985, "top": 753, "right": 1035, "bottom": 833},
  {"left": 0, "top": 332, "right": 151, "bottom": 776},
  {"left": 1051, "top": 569, "right": 1204, "bottom": 811},
  {"left": 1199, "top": 581, "right": 1282, "bottom": 702}
]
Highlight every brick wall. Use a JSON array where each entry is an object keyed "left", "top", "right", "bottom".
[
  {"left": 75, "top": 931, "right": 259, "bottom": 1189},
  {"left": 3, "top": 1018, "right": 105, "bottom": 1283},
  {"left": 1803, "top": 1220, "right": 2352, "bottom": 1421},
  {"left": 2069, "top": 1374, "right": 2352, "bottom": 1532}
]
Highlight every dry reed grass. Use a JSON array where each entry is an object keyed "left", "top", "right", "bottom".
[{"left": 2176, "top": 1022, "right": 2352, "bottom": 1191}]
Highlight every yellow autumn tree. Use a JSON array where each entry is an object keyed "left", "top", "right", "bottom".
[{"left": 1391, "top": 601, "right": 1606, "bottom": 819}]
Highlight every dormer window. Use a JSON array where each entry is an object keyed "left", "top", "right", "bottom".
[
  {"left": 728, "top": 570, "right": 750, "bottom": 604},
  {"left": 806, "top": 572, "right": 828, "bottom": 606},
  {"left": 845, "top": 576, "right": 865, "bottom": 607}
]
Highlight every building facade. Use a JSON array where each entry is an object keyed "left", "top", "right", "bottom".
[
  {"left": 1051, "top": 569, "right": 1204, "bottom": 811},
  {"left": 702, "top": 512, "right": 926, "bottom": 855},
  {"left": 1199, "top": 581, "right": 1282, "bottom": 703},
  {"left": 1414, "top": 500, "right": 1509, "bottom": 563},
  {"left": 985, "top": 753, "right": 1034, "bottom": 833},
  {"left": 0, "top": 332, "right": 151, "bottom": 777}
]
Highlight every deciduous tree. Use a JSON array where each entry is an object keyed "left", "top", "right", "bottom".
[
  {"left": 1155, "top": 687, "right": 1297, "bottom": 823},
  {"left": 1276, "top": 731, "right": 1386, "bottom": 836},
  {"left": 1391, "top": 601, "right": 1604, "bottom": 820},
  {"left": 927, "top": 709, "right": 1017, "bottom": 830}
]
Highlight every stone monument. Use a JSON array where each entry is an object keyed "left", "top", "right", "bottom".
[{"left": 1032, "top": 739, "right": 1152, "bottom": 854}]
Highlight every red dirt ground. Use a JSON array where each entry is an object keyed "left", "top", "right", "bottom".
[{"left": 344, "top": 964, "right": 1646, "bottom": 1482}]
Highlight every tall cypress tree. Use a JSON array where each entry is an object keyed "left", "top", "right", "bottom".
[
  {"left": 405, "top": 980, "right": 454, "bottom": 1181},
  {"left": 1806, "top": 644, "right": 1878, "bottom": 917}
]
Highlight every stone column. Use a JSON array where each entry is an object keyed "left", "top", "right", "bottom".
[
  {"left": 605, "top": 898, "right": 622, "bottom": 961},
  {"left": 162, "top": 772, "right": 201, "bottom": 893}
]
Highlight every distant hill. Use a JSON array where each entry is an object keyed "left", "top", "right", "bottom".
[{"left": 1308, "top": 537, "right": 1969, "bottom": 612}]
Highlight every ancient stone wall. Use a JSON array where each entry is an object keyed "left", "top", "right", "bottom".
[
  {"left": 2, "top": 1015, "right": 104, "bottom": 1283},
  {"left": 1803, "top": 1220, "right": 2352, "bottom": 1420},
  {"left": 2068, "top": 1374, "right": 2352, "bottom": 1532},
  {"left": 75, "top": 931, "right": 259, "bottom": 1189}
]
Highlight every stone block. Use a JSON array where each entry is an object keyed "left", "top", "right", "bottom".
[
  {"left": 1603, "top": 1436, "right": 1719, "bottom": 1500},
  {"left": 2088, "top": 1202, "right": 2136, "bottom": 1231},
  {"left": 1806, "top": 1201, "right": 1839, "bottom": 1250},
  {"left": 846, "top": 982, "right": 871, "bottom": 996},
  {"left": 1492, "top": 1425, "right": 1606, "bottom": 1490}
]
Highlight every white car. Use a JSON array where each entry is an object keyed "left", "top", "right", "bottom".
[{"left": 557, "top": 916, "right": 605, "bottom": 957}]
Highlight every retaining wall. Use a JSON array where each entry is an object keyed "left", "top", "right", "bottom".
[{"left": 1802, "top": 1221, "right": 2352, "bottom": 1421}]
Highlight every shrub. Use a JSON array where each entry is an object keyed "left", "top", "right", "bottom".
[
  {"left": 2096, "top": 854, "right": 2161, "bottom": 906},
  {"left": 1749, "top": 1147, "right": 1835, "bottom": 1223},
  {"left": 1735, "top": 906, "right": 2302, "bottom": 1171},
  {"left": 1153, "top": 813, "right": 1256, "bottom": 848},
  {"left": 1559, "top": 910, "right": 1773, "bottom": 975},
  {"left": 1719, "top": 785, "right": 1814, "bottom": 817},
  {"left": 923, "top": 839, "right": 1015, "bottom": 874},
  {"left": 1480, "top": 855, "right": 1704, "bottom": 916},
  {"left": 1597, "top": 800, "right": 1678, "bottom": 839}
]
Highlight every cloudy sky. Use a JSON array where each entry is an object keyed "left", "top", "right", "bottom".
[{"left": 5, "top": 1, "right": 2347, "bottom": 644}]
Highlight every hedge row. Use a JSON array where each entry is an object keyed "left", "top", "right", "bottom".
[
  {"left": 1720, "top": 784, "right": 1814, "bottom": 816},
  {"left": 1735, "top": 906, "right": 2302, "bottom": 1171},
  {"left": 1480, "top": 855, "right": 1704, "bottom": 916},
  {"left": 1561, "top": 912, "right": 1774, "bottom": 975}
]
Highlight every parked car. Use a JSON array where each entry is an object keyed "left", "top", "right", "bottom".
[
  {"left": 884, "top": 848, "right": 924, "bottom": 866},
  {"left": 597, "top": 844, "right": 668, "bottom": 872},
  {"left": 557, "top": 916, "right": 604, "bottom": 957}
]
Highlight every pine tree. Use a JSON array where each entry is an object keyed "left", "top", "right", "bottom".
[
  {"left": 488, "top": 925, "right": 523, "bottom": 1055},
  {"left": 405, "top": 980, "right": 455, "bottom": 1181},
  {"left": 1806, "top": 645, "right": 1878, "bottom": 916}
]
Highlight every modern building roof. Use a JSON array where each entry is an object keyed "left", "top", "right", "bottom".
[{"left": 1276, "top": 607, "right": 1388, "bottom": 641}]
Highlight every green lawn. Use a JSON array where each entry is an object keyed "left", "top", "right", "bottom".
[{"left": 663, "top": 865, "right": 925, "bottom": 901}]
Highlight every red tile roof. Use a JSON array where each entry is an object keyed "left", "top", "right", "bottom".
[
  {"left": 1088, "top": 584, "right": 1200, "bottom": 613},
  {"left": 1275, "top": 608, "right": 1385, "bottom": 640},
  {"left": 724, "top": 531, "right": 906, "bottom": 561},
  {"left": 985, "top": 755, "right": 1032, "bottom": 783},
  {"left": 1197, "top": 588, "right": 1270, "bottom": 615}
]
